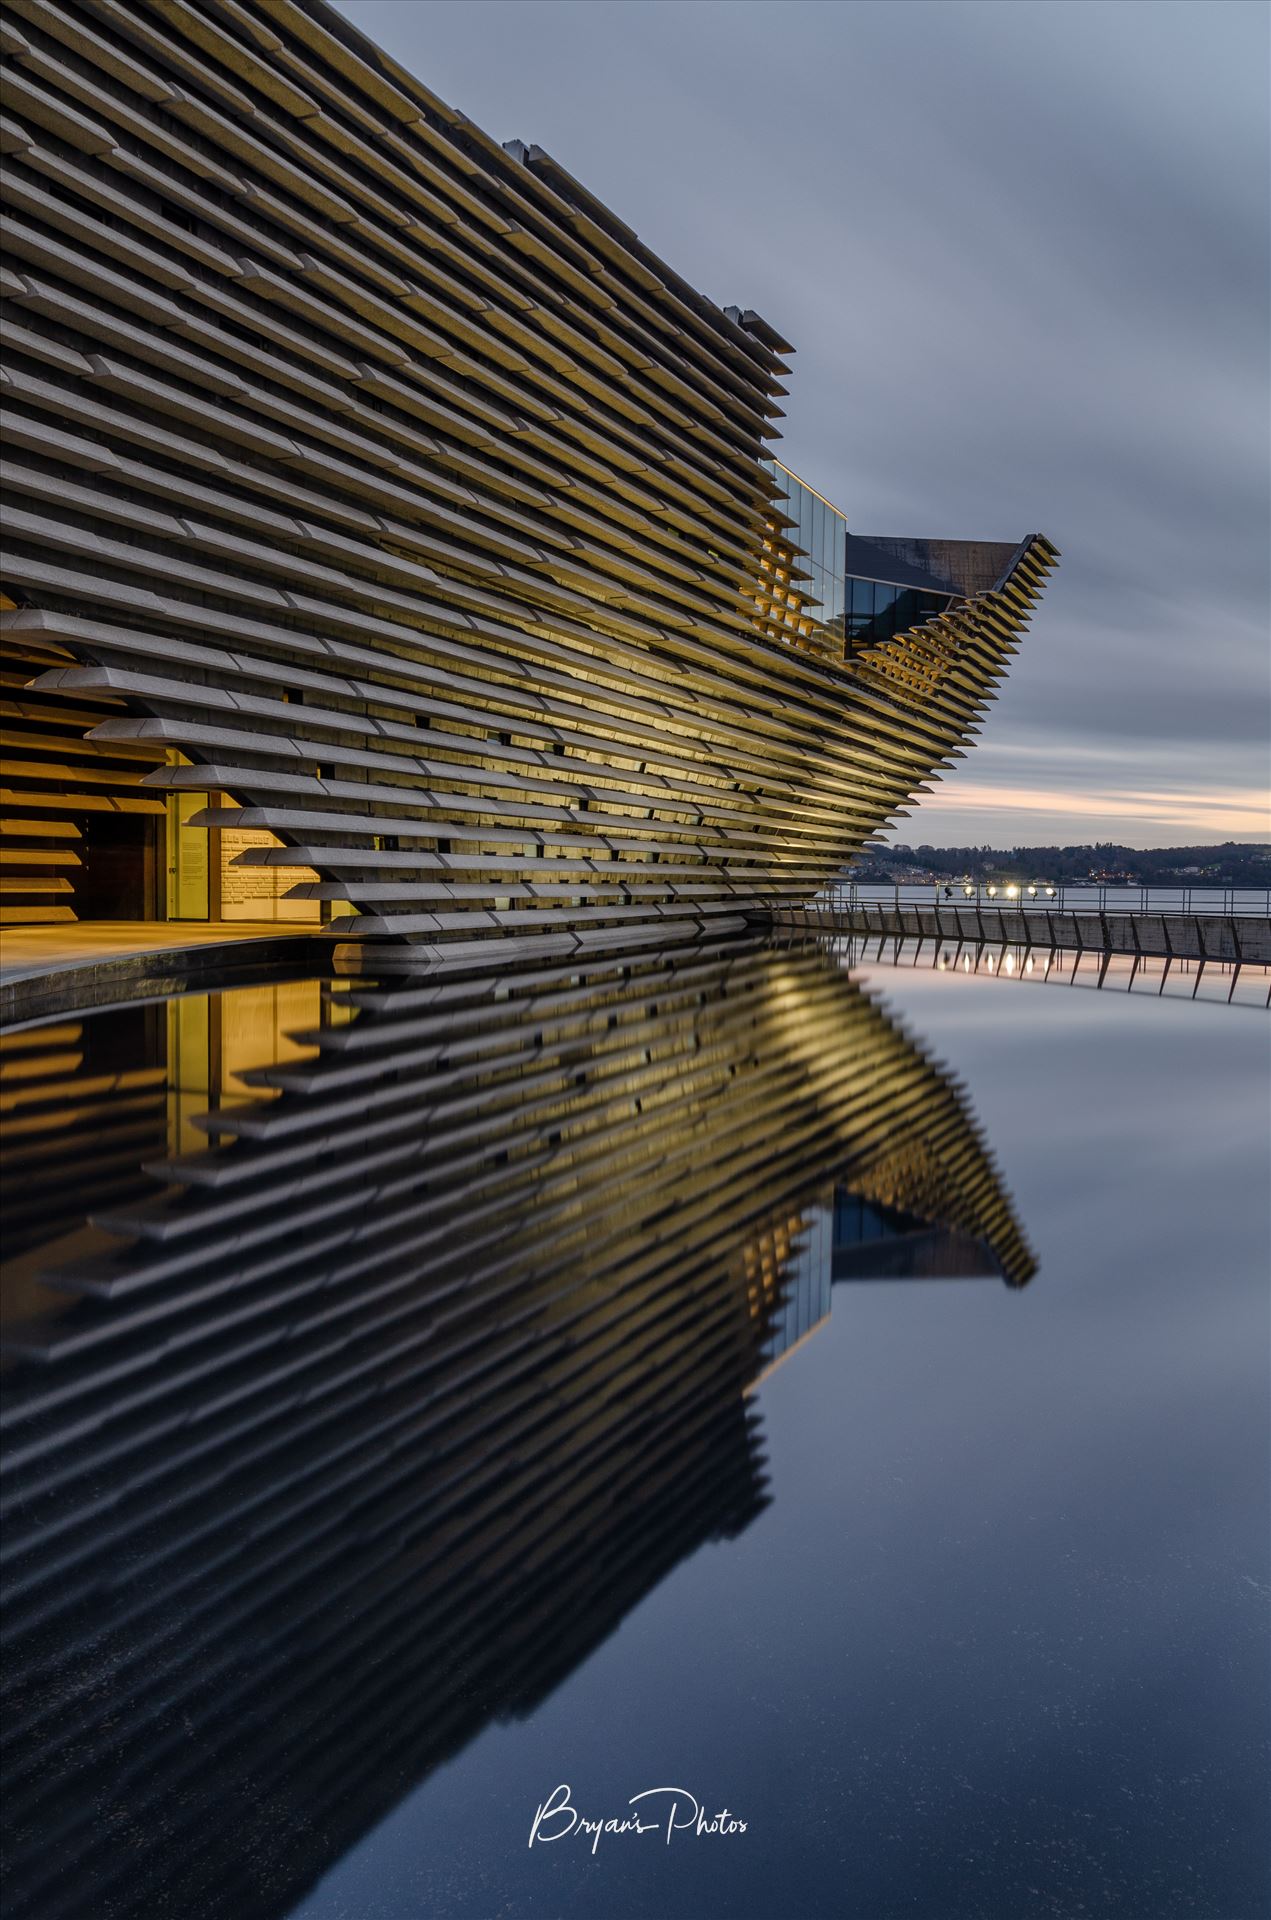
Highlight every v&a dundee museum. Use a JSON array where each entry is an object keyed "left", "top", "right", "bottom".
[
  {"left": 0, "top": 0, "right": 1056, "bottom": 955},
  {"left": 7, "top": 11, "right": 1270, "bottom": 1920}
]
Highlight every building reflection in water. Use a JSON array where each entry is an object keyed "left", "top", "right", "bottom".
[{"left": 0, "top": 939, "right": 1032, "bottom": 1920}]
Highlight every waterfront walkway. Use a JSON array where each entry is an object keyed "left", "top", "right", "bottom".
[
  {"left": 774, "top": 901, "right": 1271, "bottom": 966},
  {"left": 5, "top": 902, "right": 1269, "bottom": 1030},
  {"left": 0, "top": 922, "right": 325, "bottom": 1027}
]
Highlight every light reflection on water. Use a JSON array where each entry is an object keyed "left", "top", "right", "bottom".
[
  {"left": 836, "top": 933, "right": 1270, "bottom": 1007},
  {"left": 1, "top": 945, "right": 1266, "bottom": 1920}
]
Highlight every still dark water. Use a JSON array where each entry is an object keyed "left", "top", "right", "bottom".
[{"left": 2, "top": 942, "right": 1267, "bottom": 1920}]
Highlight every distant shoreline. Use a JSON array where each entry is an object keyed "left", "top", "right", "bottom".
[{"left": 853, "top": 841, "right": 1270, "bottom": 889}]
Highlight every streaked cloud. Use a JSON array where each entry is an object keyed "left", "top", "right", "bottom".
[
  {"left": 912, "top": 781, "right": 1268, "bottom": 843},
  {"left": 336, "top": 0, "right": 1268, "bottom": 848}
]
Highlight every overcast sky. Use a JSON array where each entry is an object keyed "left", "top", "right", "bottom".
[{"left": 337, "top": 0, "right": 1268, "bottom": 848}]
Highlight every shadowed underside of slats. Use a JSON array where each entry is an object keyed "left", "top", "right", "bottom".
[{"left": 0, "top": 0, "right": 1056, "bottom": 946}]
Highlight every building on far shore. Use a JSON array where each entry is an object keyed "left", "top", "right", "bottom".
[{"left": 1, "top": 0, "right": 1056, "bottom": 954}]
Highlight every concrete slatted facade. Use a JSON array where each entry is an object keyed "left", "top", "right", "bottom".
[
  {"left": 1, "top": 631, "right": 168, "bottom": 922},
  {"left": 0, "top": 0, "right": 1056, "bottom": 953}
]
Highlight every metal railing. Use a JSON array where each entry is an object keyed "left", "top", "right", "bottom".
[
  {"left": 825, "top": 881, "right": 1271, "bottom": 917},
  {"left": 824, "top": 932, "right": 1271, "bottom": 1009}
]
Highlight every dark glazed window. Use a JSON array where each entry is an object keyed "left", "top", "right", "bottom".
[{"left": 844, "top": 578, "right": 952, "bottom": 646}]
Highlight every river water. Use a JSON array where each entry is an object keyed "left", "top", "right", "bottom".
[{"left": 2, "top": 943, "right": 1267, "bottom": 1920}]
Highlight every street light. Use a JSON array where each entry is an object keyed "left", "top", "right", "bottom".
[
  {"left": 1006, "top": 884, "right": 1019, "bottom": 899},
  {"left": 1027, "top": 884, "right": 1037, "bottom": 897},
  {"left": 1045, "top": 885, "right": 1056, "bottom": 898},
  {"left": 986, "top": 884, "right": 997, "bottom": 898}
]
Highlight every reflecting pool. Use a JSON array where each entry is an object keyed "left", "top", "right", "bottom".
[{"left": 1, "top": 940, "right": 1267, "bottom": 1920}]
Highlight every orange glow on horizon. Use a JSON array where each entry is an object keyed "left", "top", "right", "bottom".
[{"left": 913, "top": 781, "right": 1269, "bottom": 838}]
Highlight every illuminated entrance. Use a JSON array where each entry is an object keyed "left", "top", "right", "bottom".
[
  {"left": 1, "top": 632, "right": 319, "bottom": 930},
  {"left": 165, "top": 781, "right": 321, "bottom": 928}
]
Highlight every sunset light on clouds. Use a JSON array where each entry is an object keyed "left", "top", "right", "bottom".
[{"left": 901, "top": 777, "right": 1268, "bottom": 844}]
